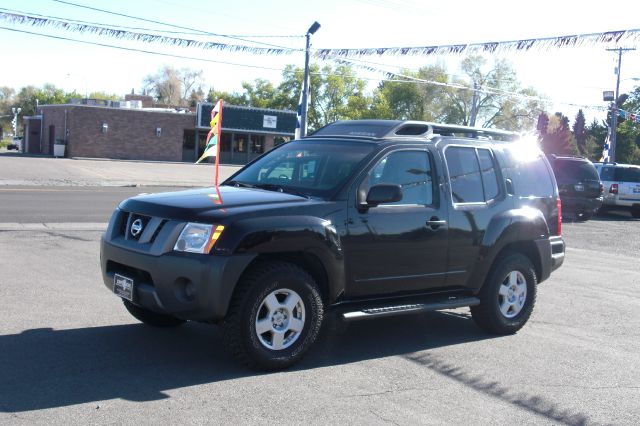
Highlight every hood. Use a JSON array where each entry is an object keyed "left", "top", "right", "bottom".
[{"left": 119, "top": 186, "right": 312, "bottom": 222}]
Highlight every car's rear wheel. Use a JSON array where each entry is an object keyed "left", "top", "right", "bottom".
[
  {"left": 122, "top": 299, "right": 186, "bottom": 327},
  {"left": 471, "top": 253, "right": 537, "bottom": 335},
  {"left": 223, "top": 262, "right": 323, "bottom": 371},
  {"left": 631, "top": 208, "right": 640, "bottom": 219}
]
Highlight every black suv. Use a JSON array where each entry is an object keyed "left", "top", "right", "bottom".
[
  {"left": 547, "top": 155, "right": 603, "bottom": 221},
  {"left": 101, "top": 120, "right": 565, "bottom": 370}
]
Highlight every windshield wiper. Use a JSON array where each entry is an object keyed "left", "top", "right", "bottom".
[
  {"left": 224, "top": 180, "right": 255, "bottom": 188},
  {"left": 253, "top": 183, "right": 310, "bottom": 199}
]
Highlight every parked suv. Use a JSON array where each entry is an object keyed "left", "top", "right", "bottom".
[
  {"left": 100, "top": 120, "right": 565, "bottom": 370},
  {"left": 547, "top": 155, "right": 603, "bottom": 221},
  {"left": 594, "top": 163, "right": 640, "bottom": 218}
]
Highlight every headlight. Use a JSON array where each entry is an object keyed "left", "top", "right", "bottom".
[{"left": 173, "top": 223, "right": 224, "bottom": 254}]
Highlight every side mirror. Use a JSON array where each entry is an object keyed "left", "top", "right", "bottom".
[{"left": 365, "top": 184, "right": 402, "bottom": 208}]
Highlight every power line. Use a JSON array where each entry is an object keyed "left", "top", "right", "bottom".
[
  {"left": 0, "top": 26, "right": 287, "bottom": 72},
  {"left": 0, "top": 6, "right": 302, "bottom": 38},
  {"left": 50, "top": 0, "right": 296, "bottom": 50},
  {"left": 0, "top": 11, "right": 300, "bottom": 55}
]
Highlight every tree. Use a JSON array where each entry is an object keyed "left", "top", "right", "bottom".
[
  {"left": 612, "top": 86, "right": 640, "bottom": 164},
  {"left": 586, "top": 118, "right": 608, "bottom": 162},
  {"left": 88, "top": 91, "right": 120, "bottom": 101},
  {"left": 443, "top": 56, "right": 543, "bottom": 131},
  {"left": 572, "top": 110, "right": 588, "bottom": 155},
  {"left": 143, "top": 65, "right": 204, "bottom": 106},
  {"left": 538, "top": 112, "right": 578, "bottom": 155},
  {"left": 0, "top": 86, "right": 16, "bottom": 134}
]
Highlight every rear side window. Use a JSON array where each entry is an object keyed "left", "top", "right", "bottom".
[
  {"left": 445, "top": 146, "right": 500, "bottom": 204},
  {"left": 618, "top": 167, "right": 640, "bottom": 183}
]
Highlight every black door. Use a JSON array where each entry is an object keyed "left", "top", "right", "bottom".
[{"left": 344, "top": 148, "right": 449, "bottom": 297}]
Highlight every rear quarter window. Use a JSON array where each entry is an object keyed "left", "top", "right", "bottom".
[
  {"left": 618, "top": 167, "right": 640, "bottom": 183},
  {"left": 503, "top": 145, "right": 555, "bottom": 197}
]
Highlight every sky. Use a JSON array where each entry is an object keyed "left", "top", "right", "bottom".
[{"left": 1, "top": 0, "right": 640, "bottom": 126}]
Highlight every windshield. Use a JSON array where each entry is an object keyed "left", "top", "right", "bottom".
[{"left": 225, "top": 139, "right": 376, "bottom": 197}]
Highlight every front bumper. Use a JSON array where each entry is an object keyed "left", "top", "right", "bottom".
[{"left": 101, "top": 237, "right": 255, "bottom": 322}]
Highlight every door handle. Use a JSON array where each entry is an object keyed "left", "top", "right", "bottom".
[{"left": 426, "top": 217, "right": 447, "bottom": 229}]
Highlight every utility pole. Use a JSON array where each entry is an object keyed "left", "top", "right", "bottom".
[
  {"left": 606, "top": 47, "right": 636, "bottom": 163},
  {"left": 301, "top": 21, "right": 320, "bottom": 138}
]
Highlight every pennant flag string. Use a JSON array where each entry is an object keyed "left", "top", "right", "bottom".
[
  {"left": 618, "top": 109, "right": 640, "bottom": 123},
  {"left": 3, "top": 10, "right": 640, "bottom": 58},
  {"left": 314, "top": 29, "right": 640, "bottom": 59},
  {"left": 0, "top": 11, "right": 299, "bottom": 55}
]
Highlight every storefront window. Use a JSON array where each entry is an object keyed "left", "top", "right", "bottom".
[
  {"left": 233, "top": 134, "right": 247, "bottom": 153},
  {"left": 250, "top": 135, "right": 265, "bottom": 153},
  {"left": 220, "top": 133, "right": 231, "bottom": 152}
]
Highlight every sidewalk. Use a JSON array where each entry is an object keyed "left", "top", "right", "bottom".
[{"left": 0, "top": 152, "right": 241, "bottom": 187}]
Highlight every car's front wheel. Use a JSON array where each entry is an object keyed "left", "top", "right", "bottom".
[
  {"left": 223, "top": 262, "right": 324, "bottom": 371},
  {"left": 471, "top": 253, "right": 537, "bottom": 335}
]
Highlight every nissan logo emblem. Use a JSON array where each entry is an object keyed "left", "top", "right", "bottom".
[{"left": 130, "top": 219, "right": 144, "bottom": 237}]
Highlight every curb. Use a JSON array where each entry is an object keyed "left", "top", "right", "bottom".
[{"left": 0, "top": 223, "right": 108, "bottom": 231}]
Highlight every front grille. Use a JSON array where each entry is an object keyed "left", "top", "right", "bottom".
[{"left": 119, "top": 212, "right": 166, "bottom": 244}]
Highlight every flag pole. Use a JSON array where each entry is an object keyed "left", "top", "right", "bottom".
[{"left": 214, "top": 99, "right": 223, "bottom": 187}]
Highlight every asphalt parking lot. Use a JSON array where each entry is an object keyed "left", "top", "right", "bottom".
[{"left": 1, "top": 154, "right": 639, "bottom": 425}]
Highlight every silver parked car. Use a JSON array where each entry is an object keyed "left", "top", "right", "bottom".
[{"left": 594, "top": 163, "right": 640, "bottom": 218}]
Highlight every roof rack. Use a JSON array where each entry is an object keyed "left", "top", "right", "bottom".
[{"left": 307, "top": 120, "right": 520, "bottom": 141}]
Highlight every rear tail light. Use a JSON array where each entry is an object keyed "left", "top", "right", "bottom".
[
  {"left": 556, "top": 198, "right": 562, "bottom": 236},
  {"left": 609, "top": 184, "right": 618, "bottom": 194}
]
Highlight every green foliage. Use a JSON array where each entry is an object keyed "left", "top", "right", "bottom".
[
  {"left": 609, "top": 86, "right": 640, "bottom": 164},
  {"left": 586, "top": 118, "right": 608, "bottom": 162},
  {"left": 88, "top": 91, "right": 120, "bottom": 101},
  {"left": 538, "top": 112, "right": 578, "bottom": 155},
  {"left": 572, "top": 110, "right": 588, "bottom": 156},
  {"left": 143, "top": 65, "right": 204, "bottom": 106}
]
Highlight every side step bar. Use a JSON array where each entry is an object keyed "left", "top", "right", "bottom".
[{"left": 341, "top": 296, "right": 480, "bottom": 321}]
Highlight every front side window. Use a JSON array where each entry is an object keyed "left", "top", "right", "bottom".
[{"left": 363, "top": 150, "right": 433, "bottom": 205}]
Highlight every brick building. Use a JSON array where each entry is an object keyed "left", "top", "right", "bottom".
[{"left": 26, "top": 102, "right": 296, "bottom": 163}]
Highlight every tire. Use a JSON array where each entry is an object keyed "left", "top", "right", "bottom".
[
  {"left": 223, "top": 262, "right": 324, "bottom": 371},
  {"left": 122, "top": 299, "right": 186, "bottom": 327},
  {"left": 631, "top": 208, "right": 640, "bottom": 219},
  {"left": 471, "top": 253, "right": 537, "bottom": 335}
]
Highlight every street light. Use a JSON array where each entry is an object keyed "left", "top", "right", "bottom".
[
  {"left": 300, "top": 21, "right": 321, "bottom": 138},
  {"left": 11, "top": 107, "right": 22, "bottom": 137}
]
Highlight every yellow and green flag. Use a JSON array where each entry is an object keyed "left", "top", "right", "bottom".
[{"left": 196, "top": 99, "right": 223, "bottom": 185}]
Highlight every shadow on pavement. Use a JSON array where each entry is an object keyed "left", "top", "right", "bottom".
[
  {"left": 405, "top": 352, "right": 593, "bottom": 426},
  {"left": 0, "top": 312, "right": 594, "bottom": 424},
  {"left": 592, "top": 210, "right": 639, "bottom": 222},
  {"left": 1, "top": 311, "right": 484, "bottom": 412}
]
